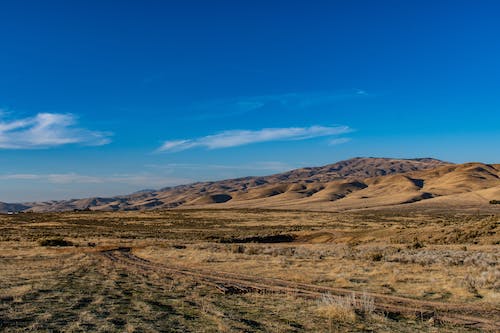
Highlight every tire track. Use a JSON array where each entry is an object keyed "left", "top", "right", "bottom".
[{"left": 100, "top": 247, "right": 500, "bottom": 331}]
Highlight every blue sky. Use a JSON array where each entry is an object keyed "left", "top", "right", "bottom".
[{"left": 1, "top": 1, "right": 499, "bottom": 201}]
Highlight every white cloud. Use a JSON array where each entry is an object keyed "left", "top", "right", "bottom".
[
  {"left": 158, "top": 125, "right": 352, "bottom": 152},
  {"left": 0, "top": 173, "right": 191, "bottom": 187},
  {"left": 328, "top": 137, "right": 351, "bottom": 145},
  {"left": 46, "top": 173, "right": 103, "bottom": 184},
  {"left": 0, "top": 174, "right": 40, "bottom": 180},
  {"left": 0, "top": 112, "right": 111, "bottom": 149},
  {"left": 147, "top": 161, "right": 294, "bottom": 172}
]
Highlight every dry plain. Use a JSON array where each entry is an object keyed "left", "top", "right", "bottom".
[{"left": 0, "top": 209, "right": 499, "bottom": 332}]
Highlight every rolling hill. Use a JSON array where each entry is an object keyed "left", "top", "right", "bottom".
[{"left": 2, "top": 157, "right": 499, "bottom": 213}]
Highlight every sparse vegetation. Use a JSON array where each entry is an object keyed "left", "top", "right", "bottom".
[
  {"left": 219, "top": 233, "right": 296, "bottom": 243},
  {"left": 39, "top": 237, "right": 73, "bottom": 247},
  {"left": 368, "top": 251, "right": 384, "bottom": 261},
  {"left": 317, "top": 293, "right": 357, "bottom": 323},
  {"left": 0, "top": 209, "right": 498, "bottom": 331}
]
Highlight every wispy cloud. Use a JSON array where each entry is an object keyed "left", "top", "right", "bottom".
[
  {"left": 0, "top": 112, "right": 111, "bottom": 149},
  {"left": 186, "top": 89, "right": 371, "bottom": 120},
  {"left": 147, "top": 161, "right": 294, "bottom": 173},
  {"left": 158, "top": 125, "right": 352, "bottom": 152},
  {"left": 0, "top": 173, "right": 191, "bottom": 187},
  {"left": 328, "top": 137, "right": 351, "bottom": 145}
]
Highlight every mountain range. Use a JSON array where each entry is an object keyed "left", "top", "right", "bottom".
[{"left": 1, "top": 157, "right": 499, "bottom": 213}]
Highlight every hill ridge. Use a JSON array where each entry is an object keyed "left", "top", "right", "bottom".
[
  {"left": 3, "top": 157, "right": 499, "bottom": 213},
  {"left": 0, "top": 157, "right": 452, "bottom": 212}
]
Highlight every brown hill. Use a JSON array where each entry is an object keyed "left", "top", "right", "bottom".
[
  {"left": 2, "top": 157, "right": 456, "bottom": 213},
  {"left": 267, "top": 157, "right": 446, "bottom": 182},
  {"left": 193, "top": 162, "right": 500, "bottom": 211},
  {"left": 5, "top": 157, "right": 500, "bottom": 213}
]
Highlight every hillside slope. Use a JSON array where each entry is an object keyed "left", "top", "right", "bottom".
[
  {"left": 5, "top": 157, "right": 500, "bottom": 213},
  {"left": 180, "top": 162, "right": 500, "bottom": 212},
  {"left": 1, "top": 157, "right": 457, "bottom": 213}
]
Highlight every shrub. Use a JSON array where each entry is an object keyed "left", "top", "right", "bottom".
[
  {"left": 317, "top": 292, "right": 375, "bottom": 322},
  {"left": 409, "top": 237, "right": 425, "bottom": 249},
  {"left": 39, "top": 238, "right": 73, "bottom": 247},
  {"left": 357, "top": 292, "right": 375, "bottom": 316},
  {"left": 369, "top": 252, "right": 383, "bottom": 262},
  {"left": 317, "top": 294, "right": 356, "bottom": 323},
  {"left": 477, "top": 266, "right": 500, "bottom": 290},
  {"left": 230, "top": 244, "right": 245, "bottom": 253},
  {"left": 463, "top": 274, "right": 480, "bottom": 296},
  {"left": 220, "top": 234, "right": 296, "bottom": 244},
  {"left": 489, "top": 200, "right": 500, "bottom": 205}
]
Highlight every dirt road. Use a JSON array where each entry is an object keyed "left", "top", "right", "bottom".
[{"left": 99, "top": 247, "right": 500, "bottom": 331}]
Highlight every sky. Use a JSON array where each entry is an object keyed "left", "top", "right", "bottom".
[{"left": 1, "top": 1, "right": 499, "bottom": 202}]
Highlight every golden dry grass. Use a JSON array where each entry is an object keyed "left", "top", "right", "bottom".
[{"left": 0, "top": 209, "right": 498, "bottom": 332}]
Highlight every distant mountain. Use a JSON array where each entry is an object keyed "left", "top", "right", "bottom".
[
  {"left": 4, "top": 157, "right": 500, "bottom": 213},
  {"left": 0, "top": 202, "right": 31, "bottom": 213},
  {"left": 2, "top": 157, "right": 472, "bottom": 213},
  {"left": 131, "top": 189, "right": 156, "bottom": 194},
  {"left": 256, "top": 157, "right": 447, "bottom": 182}
]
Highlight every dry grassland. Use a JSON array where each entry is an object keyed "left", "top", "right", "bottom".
[{"left": 0, "top": 209, "right": 498, "bottom": 332}]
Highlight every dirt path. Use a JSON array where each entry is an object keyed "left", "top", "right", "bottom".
[{"left": 99, "top": 247, "right": 500, "bottom": 331}]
